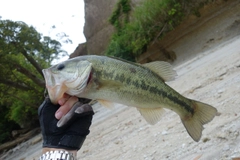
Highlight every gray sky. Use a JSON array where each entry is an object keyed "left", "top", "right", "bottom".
[{"left": 1, "top": 0, "right": 86, "bottom": 63}]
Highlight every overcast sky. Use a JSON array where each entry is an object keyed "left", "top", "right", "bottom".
[{"left": 0, "top": 0, "right": 86, "bottom": 62}]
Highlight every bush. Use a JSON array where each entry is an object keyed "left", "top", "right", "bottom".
[
  {"left": 0, "top": 105, "right": 20, "bottom": 144},
  {"left": 105, "top": 0, "right": 208, "bottom": 61}
]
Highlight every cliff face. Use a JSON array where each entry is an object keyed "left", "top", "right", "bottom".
[
  {"left": 70, "top": 0, "right": 117, "bottom": 58},
  {"left": 83, "top": 0, "right": 118, "bottom": 55},
  {"left": 71, "top": 0, "right": 240, "bottom": 65},
  {"left": 71, "top": 0, "right": 142, "bottom": 57}
]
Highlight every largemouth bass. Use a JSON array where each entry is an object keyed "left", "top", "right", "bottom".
[{"left": 42, "top": 55, "right": 217, "bottom": 142}]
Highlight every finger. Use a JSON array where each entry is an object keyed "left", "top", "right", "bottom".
[
  {"left": 55, "top": 96, "right": 78, "bottom": 119},
  {"left": 57, "top": 103, "right": 94, "bottom": 127},
  {"left": 57, "top": 102, "right": 81, "bottom": 127},
  {"left": 75, "top": 104, "right": 93, "bottom": 114},
  {"left": 58, "top": 93, "right": 70, "bottom": 105}
]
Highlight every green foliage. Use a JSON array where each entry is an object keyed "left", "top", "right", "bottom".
[
  {"left": 0, "top": 20, "right": 64, "bottom": 129},
  {"left": 106, "top": 0, "right": 205, "bottom": 61},
  {"left": 0, "top": 104, "right": 20, "bottom": 144},
  {"left": 104, "top": 33, "right": 134, "bottom": 61},
  {"left": 109, "top": 0, "right": 131, "bottom": 30},
  {"left": 167, "top": 2, "right": 184, "bottom": 28},
  {"left": 9, "top": 92, "right": 38, "bottom": 125}
]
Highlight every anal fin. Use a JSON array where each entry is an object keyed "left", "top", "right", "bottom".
[{"left": 137, "top": 107, "right": 165, "bottom": 125}]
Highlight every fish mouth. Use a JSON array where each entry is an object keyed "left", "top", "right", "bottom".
[
  {"left": 42, "top": 65, "right": 92, "bottom": 104},
  {"left": 47, "top": 84, "right": 68, "bottom": 104},
  {"left": 42, "top": 69, "right": 69, "bottom": 104}
]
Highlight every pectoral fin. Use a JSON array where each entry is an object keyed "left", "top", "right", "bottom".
[
  {"left": 98, "top": 99, "right": 114, "bottom": 109},
  {"left": 137, "top": 107, "right": 165, "bottom": 125}
]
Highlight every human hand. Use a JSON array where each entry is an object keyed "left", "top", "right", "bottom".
[
  {"left": 55, "top": 94, "right": 79, "bottom": 120},
  {"left": 38, "top": 97, "right": 94, "bottom": 152},
  {"left": 55, "top": 94, "right": 92, "bottom": 120}
]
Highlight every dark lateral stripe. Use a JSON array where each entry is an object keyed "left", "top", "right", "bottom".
[
  {"left": 124, "top": 74, "right": 194, "bottom": 114},
  {"left": 150, "top": 85, "right": 194, "bottom": 114},
  {"left": 95, "top": 67, "right": 194, "bottom": 115}
]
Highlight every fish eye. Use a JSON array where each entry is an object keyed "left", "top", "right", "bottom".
[{"left": 57, "top": 64, "right": 65, "bottom": 70}]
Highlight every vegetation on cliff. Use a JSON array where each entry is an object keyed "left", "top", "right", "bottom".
[{"left": 105, "top": 0, "right": 208, "bottom": 61}]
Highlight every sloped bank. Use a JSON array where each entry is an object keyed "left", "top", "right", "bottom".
[
  {"left": 73, "top": 0, "right": 240, "bottom": 66},
  {"left": 137, "top": 0, "right": 240, "bottom": 65}
]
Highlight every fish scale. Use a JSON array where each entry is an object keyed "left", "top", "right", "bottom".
[
  {"left": 42, "top": 55, "right": 217, "bottom": 142},
  {"left": 89, "top": 57, "right": 189, "bottom": 111}
]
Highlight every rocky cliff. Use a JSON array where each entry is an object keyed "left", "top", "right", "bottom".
[
  {"left": 70, "top": 0, "right": 144, "bottom": 58},
  {"left": 71, "top": 0, "right": 240, "bottom": 65},
  {"left": 70, "top": 0, "right": 119, "bottom": 58}
]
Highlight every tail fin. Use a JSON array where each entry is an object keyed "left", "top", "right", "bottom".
[{"left": 181, "top": 101, "right": 217, "bottom": 142}]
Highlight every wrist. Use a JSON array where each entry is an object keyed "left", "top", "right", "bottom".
[
  {"left": 42, "top": 147, "right": 77, "bottom": 157},
  {"left": 42, "top": 134, "right": 86, "bottom": 151}
]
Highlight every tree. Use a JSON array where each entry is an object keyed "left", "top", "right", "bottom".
[{"left": 0, "top": 19, "right": 65, "bottom": 130}]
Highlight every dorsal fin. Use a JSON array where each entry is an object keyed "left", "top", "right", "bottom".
[{"left": 143, "top": 61, "right": 177, "bottom": 82}]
